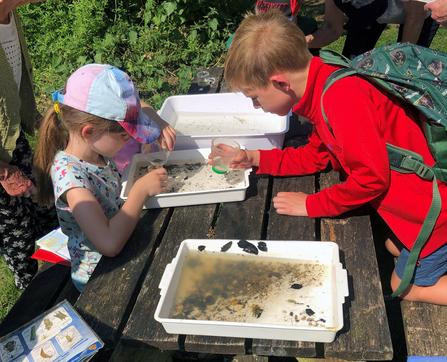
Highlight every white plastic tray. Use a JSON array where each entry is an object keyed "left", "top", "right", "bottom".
[
  {"left": 154, "top": 239, "right": 349, "bottom": 342},
  {"left": 158, "top": 92, "right": 291, "bottom": 150},
  {"left": 120, "top": 149, "right": 251, "bottom": 209}
]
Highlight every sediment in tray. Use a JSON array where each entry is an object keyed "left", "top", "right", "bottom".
[{"left": 135, "top": 160, "right": 246, "bottom": 193}]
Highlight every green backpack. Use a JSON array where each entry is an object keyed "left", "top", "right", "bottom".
[{"left": 320, "top": 43, "right": 447, "bottom": 298}]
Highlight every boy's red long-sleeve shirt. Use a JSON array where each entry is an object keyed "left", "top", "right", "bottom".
[{"left": 258, "top": 57, "right": 447, "bottom": 258}]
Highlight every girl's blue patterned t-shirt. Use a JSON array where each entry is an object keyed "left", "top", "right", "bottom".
[{"left": 51, "top": 151, "right": 123, "bottom": 292}]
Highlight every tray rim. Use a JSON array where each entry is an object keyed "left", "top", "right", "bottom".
[{"left": 154, "top": 239, "right": 348, "bottom": 341}]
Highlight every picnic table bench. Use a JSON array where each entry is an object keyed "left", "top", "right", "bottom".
[{"left": 1, "top": 67, "right": 445, "bottom": 361}]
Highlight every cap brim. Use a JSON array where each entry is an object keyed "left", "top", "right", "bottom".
[{"left": 120, "top": 109, "right": 161, "bottom": 144}]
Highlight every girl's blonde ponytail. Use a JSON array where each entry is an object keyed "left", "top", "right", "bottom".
[{"left": 34, "top": 106, "right": 68, "bottom": 207}]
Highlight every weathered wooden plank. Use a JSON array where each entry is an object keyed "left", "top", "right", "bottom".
[
  {"left": 109, "top": 342, "right": 174, "bottom": 362},
  {"left": 252, "top": 338, "right": 317, "bottom": 358},
  {"left": 189, "top": 67, "right": 224, "bottom": 94},
  {"left": 401, "top": 301, "right": 447, "bottom": 356},
  {"left": 232, "top": 355, "right": 269, "bottom": 362},
  {"left": 283, "top": 114, "right": 313, "bottom": 149},
  {"left": 74, "top": 208, "right": 169, "bottom": 349},
  {"left": 183, "top": 174, "right": 270, "bottom": 355},
  {"left": 266, "top": 175, "right": 317, "bottom": 241},
  {"left": 252, "top": 175, "right": 317, "bottom": 358},
  {"left": 220, "top": 78, "right": 231, "bottom": 93},
  {"left": 293, "top": 359, "right": 362, "bottom": 362},
  {"left": 120, "top": 204, "right": 216, "bottom": 350},
  {"left": 185, "top": 336, "right": 247, "bottom": 355},
  {"left": 54, "top": 280, "right": 80, "bottom": 307},
  {"left": 320, "top": 170, "right": 393, "bottom": 361},
  {"left": 213, "top": 174, "right": 270, "bottom": 240},
  {"left": 0, "top": 262, "right": 70, "bottom": 337}
]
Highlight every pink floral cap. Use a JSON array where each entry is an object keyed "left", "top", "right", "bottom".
[{"left": 52, "top": 64, "right": 161, "bottom": 144}]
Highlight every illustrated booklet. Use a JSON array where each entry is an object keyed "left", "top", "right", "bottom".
[
  {"left": 0, "top": 300, "right": 103, "bottom": 362},
  {"left": 32, "top": 227, "right": 70, "bottom": 267}
]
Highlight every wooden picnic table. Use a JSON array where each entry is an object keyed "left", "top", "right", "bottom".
[
  {"left": 112, "top": 67, "right": 393, "bottom": 361},
  {"left": 0, "top": 67, "right": 396, "bottom": 362}
]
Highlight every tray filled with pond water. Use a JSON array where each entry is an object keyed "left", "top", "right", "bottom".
[{"left": 154, "top": 239, "right": 349, "bottom": 342}]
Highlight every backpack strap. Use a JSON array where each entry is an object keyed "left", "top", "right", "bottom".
[
  {"left": 319, "top": 49, "right": 351, "bottom": 67},
  {"left": 386, "top": 144, "right": 442, "bottom": 297}
]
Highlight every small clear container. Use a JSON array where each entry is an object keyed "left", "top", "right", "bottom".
[
  {"left": 141, "top": 139, "right": 170, "bottom": 166},
  {"left": 197, "top": 71, "right": 210, "bottom": 87}
]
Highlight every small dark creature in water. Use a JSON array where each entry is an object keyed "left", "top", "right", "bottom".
[
  {"left": 237, "top": 239, "right": 258, "bottom": 255},
  {"left": 250, "top": 304, "right": 263, "bottom": 318},
  {"left": 257, "top": 241, "right": 267, "bottom": 252},
  {"left": 221, "top": 241, "right": 232, "bottom": 252},
  {"left": 305, "top": 308, "right": 315, "bottom": 316},
  {"left": 198, "top": 245, "right": 206, "bottom": 252},
  {"left": 291, "top": 284, "right": 303, "bottom": 290}
]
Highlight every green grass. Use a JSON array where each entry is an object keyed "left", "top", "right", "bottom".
[
  {"left": 0, "top": 257, "right": 23, "bottom": 322},
  {"left": 323, "top": 24, "right": 447, "bottom": 54}
]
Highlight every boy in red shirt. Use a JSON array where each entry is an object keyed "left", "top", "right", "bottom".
[{"left": 224, "top": 9, "right": 447, "bottom": 305}]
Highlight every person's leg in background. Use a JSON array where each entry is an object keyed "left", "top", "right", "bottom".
[
  {"left": 0, "top": 132, "right": 58, "bottom": 290},
  {"left": 365, "top": 21, "right": 388, "bottom": 52},
  {"left": 296, "top": 15, "right": 321, "bottom": 56},
  {"left": 397, "top": 16, "right": 439, "bottom": 46},
  {"left": 343, "top": 22, "right": 387, "bottom": 59}
]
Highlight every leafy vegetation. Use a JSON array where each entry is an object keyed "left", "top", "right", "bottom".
[{"left": 19, "top": 0, "right": 254, "bottom": 110}]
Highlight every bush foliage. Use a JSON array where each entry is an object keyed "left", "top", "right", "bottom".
[{"left": 19, "top": 0, "right": 254, "bottom": 108}]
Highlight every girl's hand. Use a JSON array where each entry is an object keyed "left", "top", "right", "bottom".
[
  {"left": 135, "top": 167, "right": 168, "bottom": 198},
  {"left": 273, "top": 191, "right": 309, "bottom": 216},
  {"left": 158, "top": 124, "right": 176, "bottom": 151},
  {"left": 140, "top": 101, "right": 177, "bottom": 151}
]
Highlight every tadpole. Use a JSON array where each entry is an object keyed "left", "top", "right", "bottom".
[
  {"left": 257, "top": 241, "right": 268, "bottom": 252},
  {"left": 221, "top": 241, "right": 232, "bottom": 252},
  {"left": 237, "top": 239, "right": 258, "bottom": 255}
]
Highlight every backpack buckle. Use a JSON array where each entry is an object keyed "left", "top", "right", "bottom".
[{"left": 401, "top": 157, "right": 434, "bottom": 180}]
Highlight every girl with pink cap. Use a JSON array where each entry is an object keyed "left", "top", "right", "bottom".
[{"left": 34, "top": 64, "right": 176, "bottom": 291}]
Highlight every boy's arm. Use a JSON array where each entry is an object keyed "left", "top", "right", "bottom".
[
  {"left": 140, "top": 101, "right": 176, "bottom": 151},
  {"left": 308, "top": 0, "right": 345, "bottom": 49},
  {"left": 257, "top": 127, "right": 331, "bottom": 176}
]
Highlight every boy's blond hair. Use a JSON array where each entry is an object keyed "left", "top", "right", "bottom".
[{"left": 224, "top": 9, "right": 312, "bottom": 92}]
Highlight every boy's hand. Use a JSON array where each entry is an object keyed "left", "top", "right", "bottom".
[
  {"left": 273, "top": 191, "right": 308, "bottom": 216},
  {"left": 136, "top": 167, "right": 168, "bottom": 198},
  {"left": 207, "top": 149, "right": 259, "bottom": 169},
  {"left": 0, "top": 164, "right": 36, "bottom": 198}
]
